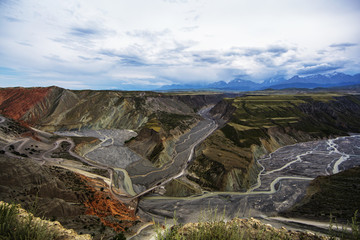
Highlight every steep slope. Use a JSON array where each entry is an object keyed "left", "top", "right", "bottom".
[
  {"left": 0, "top": 155, "right": 138, "bottom": 239},
  {"left": 0, "top": 87, "right": 227, "bottom": 132},
  {"left": 188, "top": 94, "right": 360, "bottom": 192},
  {"left": 0, "top": 87, "right": 229, "bottom": 168},
  {"left": 0, "top": 87, "right": 196, "bottom": 131},
  {"left": 0, "top": 114, "right": 140, "bottom": 239},
  {"left": 0, "top": 87, "right": 54, "bottom": 123},
  {"left": 281, "top": 166, "right": 360, "bottom": 222}
]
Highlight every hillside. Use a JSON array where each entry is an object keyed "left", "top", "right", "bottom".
[
  {"left": 2, "top": 87, "right": 360, "bottom": 239},
  {"left": 0, "top": 201, "right": 92, "bottom": 240},
  {"left": 0, "top": 87, "right": 228, "bottom": 166},
  {"left": 282, "top": 166, "right": 360, "bottom": 222},
  {"left": 187, "top": 94, "right": 360, "bottom": 192}
]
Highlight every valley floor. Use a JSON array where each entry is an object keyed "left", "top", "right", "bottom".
[{"left": 1, "top": 113, "right": 360, "bottom": 239}]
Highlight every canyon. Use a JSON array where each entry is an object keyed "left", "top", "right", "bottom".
[{"left": 1, "top": 87, "right": 360, "bottom": 239}]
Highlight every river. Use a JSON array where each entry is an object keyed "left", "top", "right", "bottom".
[
  {"left": 137, "top": 135, "right": 360, "bottom": 224},
  {"left": 2, "top": 112, "right": 360, "bottom": 237}
]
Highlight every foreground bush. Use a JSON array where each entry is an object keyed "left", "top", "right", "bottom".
[
  {"left": 0, "top": 202, "right": 58, "bottom": 240},
  {"left": 156, "top": 217, "right": 327, "bottom": 240}
]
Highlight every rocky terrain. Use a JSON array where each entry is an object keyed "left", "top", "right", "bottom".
[
  {"left": 187, "top": 94, "right": 360, "bottom": 192},
  {"left": 1, "top": 87, "right": 360, "bottom": 239},
  {"left": 0, "top": 115, "right": 139, "bottom": 239},
  {"left": 0, "top": 87, "right": 230, "bottom": 238},
  {"left": 0, "top": 87, "right": 230, "bottom": 167}
]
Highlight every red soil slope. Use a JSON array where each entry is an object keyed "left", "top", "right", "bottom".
[
  {"left": 79, "top": 175, "right": 139, "bottom": 232},
  {"left": 0, "top": 87, "right": 52, "bottom": 122}
]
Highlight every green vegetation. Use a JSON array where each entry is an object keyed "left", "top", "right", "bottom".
[
  {"left": 145, "top": 117, "right": 162, "bottom": 132},
  {"left": 328, "top": 211, "right": 360, "bottom": 240},
  {"left": 220, "top": 95, "right": 325, "bottom": 149},
  {"left": 155, "top": 209, "right": 325, "bottom": 240},
  {"left": 227, "top": 94, "right": 345, "bottom": 140},
  {"left": 154, "top": 209, "right": 360, "bottom": 240},
  {"left": 157, "top": 111, "right": 194, "bottom": 132},
  {"left": 164, "top": 178, "right": 202, "bottom": 197},
  {"left": 112, "top": 232, "right": 126, "bottom": 240},
  {"left": 190, "top": 93, "right": 360, "bottom": 192},
  {"left": 0, "top": 202, "right": 58, "bottom": 240},
  {"left": 144, "top": 111, "right": 194, "bottom": 133},
  {"left": 283, "top": 167, "right": 360, "bottom": 222}
]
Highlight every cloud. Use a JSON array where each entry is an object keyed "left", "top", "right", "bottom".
[
  {"left": 41, "top": 80, "right": 91, "bottom": 89},
  {"left": 297, "top": 63, "right": 343, "bottom": 75},
  {"left": 126, "top": 29, "right": 170, "bottom": 41},
  {"left": 180, "top": 26, "right": 199, "bottom": 32},
  {"left": 267, "top": 46, "right": 290, "bottom": 56},
  {"left": 16, "top": 41, "right": 32, "bottom": 47},
  {"left": 329, "top": 42, "right": 358, "bottom": 50},
  {"left": 196, "top": 57, "right": 222, "bottom": 64},
  {"left": 163, "top": 0, "right": 188, "bottom": 3},
  {"left": 0, "top": 0, "right": 359, "bottom": 89},
  {"left": 225, "top": 45, "right": 292, "bottom": 58},
  {"left": 69, "top": 27, "right": 100, "bottom": 37},
  {"left": 99, "top": 49, "right": 147, "bottom": 67},
  {"left": 78, "top": 56, "right": 102, "bottom": 61},
  {"left": 43, "top": 54, "right": 66, "bottom": 63},
  {"left": 4, "top": 16, "right": 21, "bottom": 22},
  {"left": 0, "top": 66, "right": 20, "bottom": 76}
]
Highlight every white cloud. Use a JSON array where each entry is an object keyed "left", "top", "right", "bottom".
[{"left": 0, "top": 0, "right": 359, "bottom": 89}]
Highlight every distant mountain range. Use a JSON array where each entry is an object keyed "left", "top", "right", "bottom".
[{"left": 159, "top": 72, "right": 360, "bottom": 91}]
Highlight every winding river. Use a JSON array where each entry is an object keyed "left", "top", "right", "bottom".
[
  {"left": 2, "top": 112, "right": 360, "bottom": 235},
  {"left": 137, "top": 134, "right": 360, "bottom": 224}
]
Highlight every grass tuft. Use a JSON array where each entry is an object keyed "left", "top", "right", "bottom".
[
  {"left": 328, "top": 210, "right": 360, "bottom": 240},
  {"left": 155, "top": 208, "right": 325, "bottom": 240},
  {"left": 0, "top": 202, "right": 58, "bottom": 240}
]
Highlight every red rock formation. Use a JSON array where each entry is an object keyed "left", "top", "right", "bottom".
[
  {"left": 79, "top": 175, "right": 139, "bottom": 232},
  {"left": 0, "top": 87, "right": 52, "bottom": 123}
]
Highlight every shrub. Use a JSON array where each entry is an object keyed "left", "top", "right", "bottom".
[{"left": 0, "top": 202, "right": 58, "bottom": 240}]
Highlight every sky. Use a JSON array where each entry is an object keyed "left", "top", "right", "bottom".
[{"left": 0, "top": 0, "right": 359, "bottom": 90}]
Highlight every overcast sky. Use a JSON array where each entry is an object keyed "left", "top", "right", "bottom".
[{"left": 0, "top": 0, "right": 359, "bottom": 90}]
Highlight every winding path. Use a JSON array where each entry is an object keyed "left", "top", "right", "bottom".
[
  {"left": 135, "top": 134, "right": 360, "bottom": 228},
  {"left": 0, "top": 107, "right": 219, "bottom": 204},
  {"left": 2, "top": 111, "right": 360, "bottom": 232}
]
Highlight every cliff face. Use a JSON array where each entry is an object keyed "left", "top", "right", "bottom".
[{"left": 189, "top": 94, "right": 360, "bottom": 192}]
